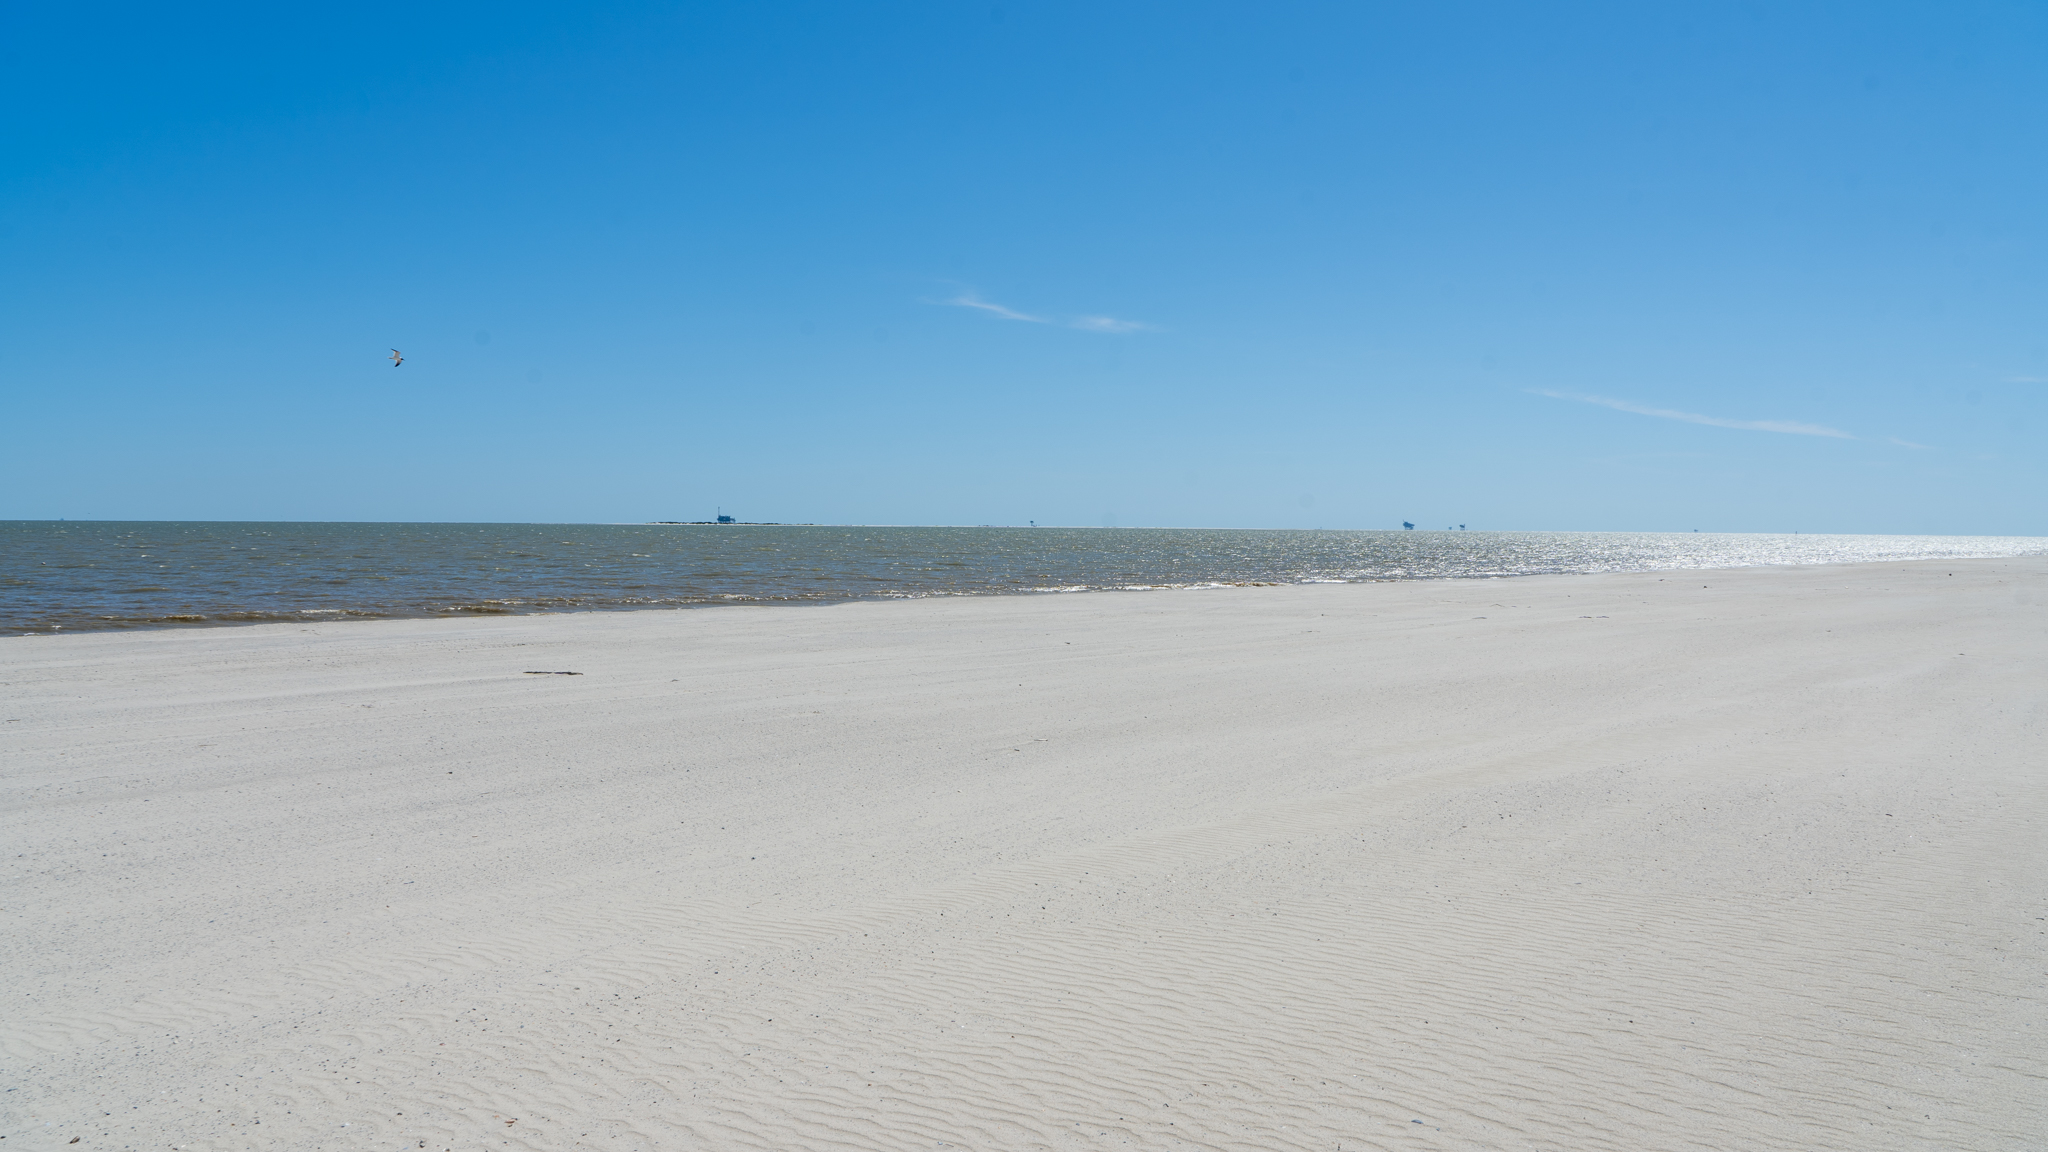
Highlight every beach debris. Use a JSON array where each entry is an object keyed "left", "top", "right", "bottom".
[
  {"left": 524, "top": 671, "right": 582, "bottom": 675},
  {"left": 389, "top": 349, "right": 403, "bottom": 367}
]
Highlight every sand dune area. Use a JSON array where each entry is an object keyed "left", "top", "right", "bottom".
[{"left": 3, "top": 557, "right": 2043, "bottom": 1151}]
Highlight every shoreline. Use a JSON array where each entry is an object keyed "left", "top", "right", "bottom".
[
  {"left": 9, "top": 544, "right": 2047, "bottom": 640},
  {"left": 7, "top": 522, "right": 2044, "bottom": 639},
  {"left": 4, "top": 556, "right": 2044, "bottom": 1149}
]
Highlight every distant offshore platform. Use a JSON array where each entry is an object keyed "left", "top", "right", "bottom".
[{"left": 649, "top": 510, "right": 791, "bottom": 525}]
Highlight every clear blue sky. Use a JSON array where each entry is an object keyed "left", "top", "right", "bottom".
[{"left": 4, "top": 2, "right": 2043, "bottom": 532}]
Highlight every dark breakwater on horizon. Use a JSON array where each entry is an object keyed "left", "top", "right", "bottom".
[{"left": 2, "top": 521, "right": 2042, "bottom": 636}]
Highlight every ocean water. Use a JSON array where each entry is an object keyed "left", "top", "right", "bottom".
[{"left": 2, "top": 521, "right": 2042, "bottom": 636}]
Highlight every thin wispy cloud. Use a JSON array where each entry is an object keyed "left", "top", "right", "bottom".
[
  {"left": 1533, "top": 390, "right": 1855, "bottom": 439},
  {"left": 931, "top": 288, "right": 1152, "bottom": 334},
  {"left": 937, "top": 291, "right": 1046, "bottom": 323},
  {"left": 1068, "top": 315, "right": 1152, "bottom": 333}
]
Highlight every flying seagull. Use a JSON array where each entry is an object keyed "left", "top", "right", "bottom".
[{"left": 389, "top": 349, "right": 404, "bottom": 368}]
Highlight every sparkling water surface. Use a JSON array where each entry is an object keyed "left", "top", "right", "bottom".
[{"left": 3, "top": 521, "right": 2042, "bottom": 636}]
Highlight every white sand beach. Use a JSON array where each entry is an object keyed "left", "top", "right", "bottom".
[{"left": 3, "top": 558, "right": 2043, "bottom": 1151}]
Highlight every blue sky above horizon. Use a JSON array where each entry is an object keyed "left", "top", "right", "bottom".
[{"left": 3, "top": 2, "right": 2043, "bottom": 533}]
